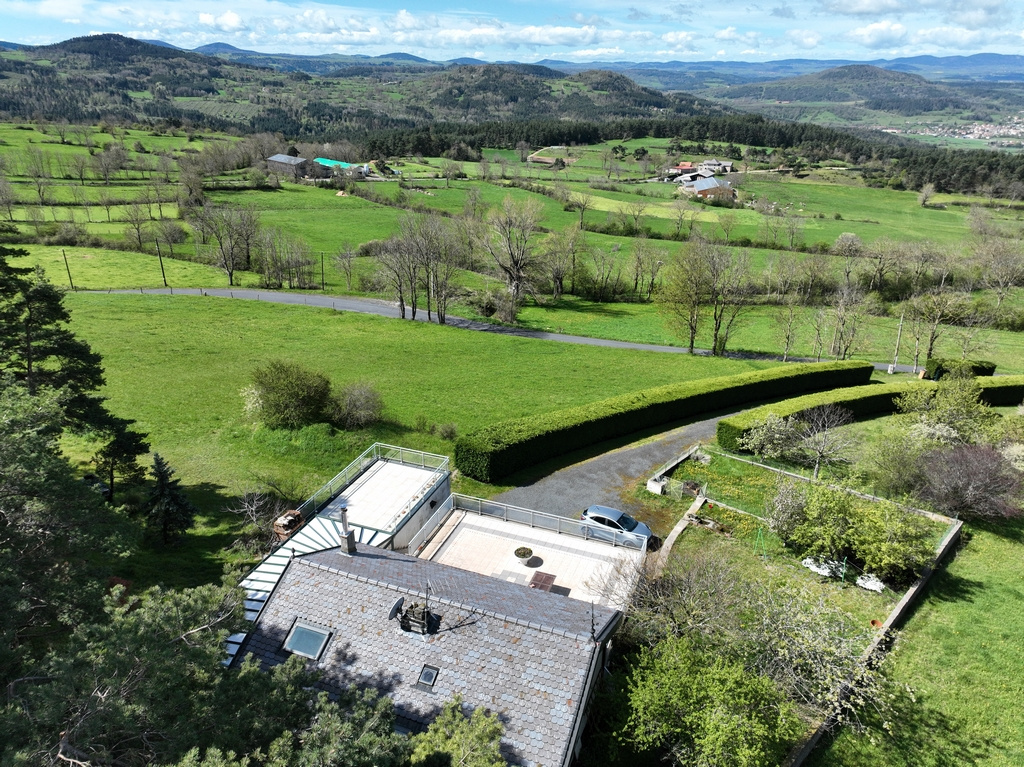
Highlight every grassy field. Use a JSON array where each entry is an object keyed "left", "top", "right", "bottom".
[
  {"left": 21, "top": 244, "right": 247, "bottom": 290},
  {"left": 64, "top": 293, "right": 776, "bottom": 585},
  {"left": 807, "top": 517, "right": 1024, "bottom": 767},
  {"left": 511, "top": 295, "right": 1024, "bottom": 374}
]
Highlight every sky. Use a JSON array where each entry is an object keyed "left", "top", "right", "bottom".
[{"left": 3, "top": 0, "right": 1024, "bottom": 62}]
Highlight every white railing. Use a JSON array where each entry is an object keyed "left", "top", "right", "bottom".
[
  {"left": 407, "top": 494, "right": 456, "bottom": 555},
  {"left": 296, "top": 443, "right": 449, "bottom": 521},
  {"left": 451, "top": 494, "right": 648, "bottom": 551}
]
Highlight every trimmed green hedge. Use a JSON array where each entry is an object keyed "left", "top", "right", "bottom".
[
  {"left": 454, "top": 361, "right": 874, "bottom": 482},
  {"left": 716, "top": 375, "right": 1024, "bottom": 452},
  {"left": 977, "top": 375, "right": 1024, "bottom": 406},
  {"left": 716, "top": 381, "right": 933, "bottom": 452},
  {"left": 924, "top": 358, "right": 997, "bottom": 380}
]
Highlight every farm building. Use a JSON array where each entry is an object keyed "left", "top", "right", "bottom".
[{"left": 267, "top": 153, "right": 309, "bottom": 179}]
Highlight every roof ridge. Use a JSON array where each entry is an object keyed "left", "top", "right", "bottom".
[{"left": 293, "top": 553, "right": 613, "bottom": 642}]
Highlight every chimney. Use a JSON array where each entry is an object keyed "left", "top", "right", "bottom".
[{"left": 339, "top": 504, "right": 356, "bottom": 554}]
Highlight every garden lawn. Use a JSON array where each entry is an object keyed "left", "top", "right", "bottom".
[{"left": 807, "top": 518, "right": 1024, "bottom": 767}]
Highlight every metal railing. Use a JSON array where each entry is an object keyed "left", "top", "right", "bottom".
[
  {"left": 451, "top": 494, "right": 648, "bottom": 551},
  {"left": 407, "top": 494, "right": 456, "bottom": 555},
  {"left": 296, "top": 443, "right": 449, "bottom": 522}
]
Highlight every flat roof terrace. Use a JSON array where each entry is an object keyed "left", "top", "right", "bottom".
[
  {"left": 417, "top": 496, "right": 645, "bottom": 610},
  {"left": 321, "top": 460, "right": 440, "bottom": 532}
]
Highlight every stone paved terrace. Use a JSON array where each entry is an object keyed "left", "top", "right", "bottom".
[{"left": 423, "top": 511, "right": 644, "bottom": 610}]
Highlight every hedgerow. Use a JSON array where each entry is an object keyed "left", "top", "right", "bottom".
[
  {"left": 976, "top": 376, "right": 1024, "bottom": 406},
  {"left": 454, "top": 361, "right": 873, "bottom": 482},
  {"left": 716, "top": 375, "right": 1024, "bottom": 452},
  {"left": 716, "top": 381, "right": 927, "bottom": 452}
]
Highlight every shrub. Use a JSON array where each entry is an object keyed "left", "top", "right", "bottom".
[
  {"left": 246, "top": 360, "right": 335, "bottom": 430},
  {"left": 456, "top": 361, "right": 873, "bottom": 482},
  {"left": 924, "top": 358, "right": 997, "bottom": 380},
  {"left": 439, "top": 422, "right": 458, "bottom": 440},
  {"left": 334, "top": 381, "right": 384, "bottom": 429}
]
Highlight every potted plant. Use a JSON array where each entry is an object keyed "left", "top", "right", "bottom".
[{"left": 514, "top": 546, "right": 533, "bottom": 565}]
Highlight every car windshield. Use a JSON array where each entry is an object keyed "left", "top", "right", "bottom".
[{"left": 616, "top": 514, "right": 639, "bottom": 532}]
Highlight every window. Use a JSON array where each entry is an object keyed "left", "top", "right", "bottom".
[
  {"left": 418, "top": 664, "right": 439, "bottom": 688},
  {"left": 283, "top": 622, "right": 331, "bottom": 660}
]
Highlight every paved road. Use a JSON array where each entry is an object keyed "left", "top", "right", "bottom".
[
  {"left": 92, "top": 287, "right": 916, "bottom": 371},
  {"left": 494, "top": 414, "right": 722, "bottom": 518}
]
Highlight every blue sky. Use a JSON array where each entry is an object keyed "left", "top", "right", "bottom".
[{"left": 3, "top": 0, "right": 1023, "bottom": 61}]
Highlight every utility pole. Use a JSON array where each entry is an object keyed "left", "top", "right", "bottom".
[
  {"left": 61, "top": 249, "right": 75, "bottom": 291},
  {"left": 889, "top": 309, "right": 905, "bottom": 374},
  {"left": 154, "top": 240, "right": 168, "bottom": 288}
]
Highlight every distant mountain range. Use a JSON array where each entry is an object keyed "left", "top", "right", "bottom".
[{"left": 8, "top": 36, "right": 1023, "bottom": 83}]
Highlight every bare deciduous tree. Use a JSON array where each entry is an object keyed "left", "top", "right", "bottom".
[
  {"left": 919, "top": 445, "right": 1021, "bottom": 519},
  {"left": 482, "top": 196, "right": 543, "bottom": 322},
  {"left": 334, "top": 243, "right": 355, "bottom": 290},
  {"left": 796, "top": 404, "right": 855, "bottom": 479}
]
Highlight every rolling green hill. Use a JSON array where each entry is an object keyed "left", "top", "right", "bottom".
[{"left": 0, "top": 34, "right": 724, "bottom": 136}]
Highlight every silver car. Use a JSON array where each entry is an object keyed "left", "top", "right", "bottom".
[{"left": 579, "top": 505, "right": 652, "bottom": 547}]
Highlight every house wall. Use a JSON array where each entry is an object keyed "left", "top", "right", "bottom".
[{"left": 391, "top": 475, "right": 452, "bottom": 551}]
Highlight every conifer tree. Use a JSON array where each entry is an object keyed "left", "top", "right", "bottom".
[{"left": 146, "top": 454, "right": 197, "bottom": 544}]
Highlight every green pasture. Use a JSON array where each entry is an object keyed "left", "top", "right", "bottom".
[
  {"left": 206, "top": 185, "right": 403, "bottom": 251},
  {"left": 22, "top": 244, "right": 242, "bottom": 290},
  {"left": 512, "top": 297, "right": 1024, "bottom": 374},
  {"left": 62, "top": 293, "right": 775, "bottom": 585},
  {"left": 808, "top": 517, "right": 1024, "bottom": 767}
]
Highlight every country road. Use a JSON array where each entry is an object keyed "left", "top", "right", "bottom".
[{"left": 89, "top": 287, "right": 915, "bottom": 372}]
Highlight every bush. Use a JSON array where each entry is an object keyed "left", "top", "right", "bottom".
[
  {"left": 245, "top": 360, "right": 335, "bottom": 430},
  {"left": 455, "top": 361, "right": 874, "bottom": 482},
  {"left": 439, "top": 422, "right": 458, "bottom": 440},
  {"left": 718, "top": 381, "right": 935, "bottom": 452},
  {"left": 924, "top": 358, "right": 997, "bottom": 380},
  {"left": 778, "top": 482, "right": 933, "bottom": 582},
  {"left": 334, "top": 381, "right": 384, "bottom": 429}
]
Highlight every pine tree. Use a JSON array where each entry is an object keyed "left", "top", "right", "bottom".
[{"left": 146, "top": 454, "right": 197, "bottom": 545}]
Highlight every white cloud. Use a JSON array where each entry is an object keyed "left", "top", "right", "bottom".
[
  {"left": 849, "top": 20, "right": 908, "bottom": 47},
  {"left": 912, "top": 25, "right": 999, "bottom": 49},
  {"left": 198, "top": 10, "right": 246, "bottom": 33},
  {"left": 787, "top": 28, "right": 822, "bottom": 48},
  {"left": 715, "top": 26, "right": 760, "bottom": 45},
  {"left": 570, "top": 47, "right": 626, "bottom": 58},
  {"left": 821, "top": 0, "right": 908, "bottom": 15},
  {"left": 661, "top": 30, "right": 697, "bottom": 48}
]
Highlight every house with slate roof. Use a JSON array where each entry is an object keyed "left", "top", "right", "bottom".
[
  {"left": 235, "top": 544, "right": 621, "bottom": 767},
  {"left": 228, "top": 444, "right": 644, "bottom": 767}
]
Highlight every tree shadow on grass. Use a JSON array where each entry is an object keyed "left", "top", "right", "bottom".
[
  {"left": 904, "top": 568, "right": 986, "bottom": 611},
  {"left": 969, "top": 514, "right": 1024, "bottom": 544},
  {"left": 119, "top": 481, "right": 245, "bottom": 591},
  {"left": 807, "top": 684, "right": 996, "bottom": 767}
]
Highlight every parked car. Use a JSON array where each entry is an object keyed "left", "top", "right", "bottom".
[{"left": 579, "top": 505, "right": 652, "bottom": 547}]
